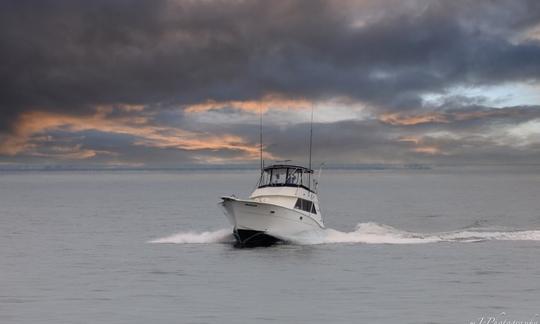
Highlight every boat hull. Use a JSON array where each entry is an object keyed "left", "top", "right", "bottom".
[
  {"left": 234, "top": 229, "right": 279, "bottom": 247},
  {"left": 220, "top": 197, "right": 323, "bottom": 247}
]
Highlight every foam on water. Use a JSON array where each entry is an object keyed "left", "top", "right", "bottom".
[
  {"left": 149, "top": 222, "right": 540, "bottom": 245},
  {"left": 148, "top": 228, "right": 233, "bottom": 244},
  {"left": 287, "top": 222, "right": 540, "bottom": 245}
]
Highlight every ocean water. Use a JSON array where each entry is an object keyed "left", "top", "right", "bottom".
[{"left": 1, "top": 168, "right": 540, "bottom": 324}]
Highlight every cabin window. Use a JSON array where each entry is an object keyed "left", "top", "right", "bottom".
[
  {"left": 270, "top": 168, "right": 287, "bottom": 185},
  {"left": 285, "top": 170, "right": 300, "bottom": 185},
  {"left": 294, "top": 198, "right": 316, "bottom": 214}
]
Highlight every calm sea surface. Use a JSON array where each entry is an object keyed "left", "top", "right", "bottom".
[{"left": 1, "top": 169, "right": 540, "bottom": 324}]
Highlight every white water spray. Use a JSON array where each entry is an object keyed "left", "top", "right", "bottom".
[
  {"left": 149, "top": 222, "right": 540, "bottom": 245},
  {"left": 148, "top": 228, "right": 233, "bottom": 244}
]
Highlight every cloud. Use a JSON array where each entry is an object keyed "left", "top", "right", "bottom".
[
  {"left": 379, "top": 106, "right": 540, "bottom": 126},
  {"left": 184, "top": 94, "right": 311, "bottom": 114},
  {"left": 411, "top": 146, "right": 442, "bottom": 155},
  {"left": 2, "top": 1, "right": 540, "bottom": 118},
  {"left": 1, "top": 0, "right": 540, "bottom": 166},
  {"left": 28, "top": 143, "right": 114, "bottom": 160},
  {"left": 0, "top": 107, "right": 273, "bottom": 163},
  {"left": 380, "top": 113, "right": 450, "bottom": 126}
]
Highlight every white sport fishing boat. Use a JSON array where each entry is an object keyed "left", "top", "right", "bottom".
[
  {"left": 220, "top": 164, "right": 325, "bottom": 247},
  {"left": 220, "top": 106, "right": 324, "bottom": 247}
]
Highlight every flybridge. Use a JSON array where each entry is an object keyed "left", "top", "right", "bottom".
[{"left": 257, "top": 164, "right": 316, "bottom": 193}]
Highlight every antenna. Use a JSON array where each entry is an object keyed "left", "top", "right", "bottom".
[
  {"left": 308, "top": 102, "right": 314, "bottom": 170},
  {"left": 259, "top": 105, "right": 263, "bottom": 173},
  {"left": 308, "top": 102, "right": 314, "bottom": 191}
]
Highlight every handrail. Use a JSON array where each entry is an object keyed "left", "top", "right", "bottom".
[{"left": 257, "top": 183, "right": 316, "bottom": 193}]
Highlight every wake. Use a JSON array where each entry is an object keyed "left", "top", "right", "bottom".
[
  {"left": 287, "top": 222, "right": 540, "bottom": 245},
  {"left": 148, "top": 222, "right": 540, "bottom": 245},
  {"left": 148, "top": 228, "right": 234, "bottom": 244}
]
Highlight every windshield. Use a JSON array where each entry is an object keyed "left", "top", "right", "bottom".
[{"left": 258, "top": 167, "right": 312, "bottom": 190}]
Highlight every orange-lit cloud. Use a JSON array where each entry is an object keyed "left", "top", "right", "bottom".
[
  {"left": 379, "top": 112, "right": 449, "bottom": 125},
  {"left": 0, "top": 108, "right": 275, "bottom": 162},
  {"left": 412, "top": 146, "right": 442, "bottom": 155},
  {"left": 379, "top": 109, "right": 530, "bottom": 126},
  {"left": 397, "top": 135, "right": 444, "bottom": 155},
  {"left": 397, "top": 135, "right": 421, "bottom": 145},
  {"left": 520, "top": 23, "right": 540, "bottom": 41},
  {"left": 29, "top": 144, "right": 115, "bottom": 160},
  {"left": 185, "top": 94, "right": 311, "bottom": 114}
]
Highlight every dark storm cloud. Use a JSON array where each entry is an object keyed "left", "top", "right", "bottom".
[
  {"left": 1, "top": 0, "right": 540, "bottom": 166},
  {"left": 2, "top": 0, "right": 540, "bottom": 132}
]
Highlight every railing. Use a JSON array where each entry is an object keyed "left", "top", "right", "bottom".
[{"left": 257, "top": 183, "right": 316, "bottom": 193}]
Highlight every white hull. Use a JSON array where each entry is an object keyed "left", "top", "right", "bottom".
[
  {"left": 220, "top": 197, "right": 323, "bottom": 241},
  {"left": 219, "top": 164, "right": 325, "bottom": 247}
]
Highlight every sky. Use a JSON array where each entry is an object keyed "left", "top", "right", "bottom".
[{"left": 1, "top": 0, "right": 540, "bottom": 168}]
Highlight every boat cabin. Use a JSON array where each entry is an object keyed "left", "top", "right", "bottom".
[{"left": 257, "top": 164, "right": 315, "bottom": 192}]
